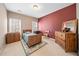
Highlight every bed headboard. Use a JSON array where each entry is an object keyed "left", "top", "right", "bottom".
[{"left": 23, "top": 29, "right": 32, "bottom": 33}]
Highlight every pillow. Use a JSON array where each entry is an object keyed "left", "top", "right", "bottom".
[
  {"left": 34, "top": 31, "right": 42, "bottom": 34},
  {"left": 25, "top": 32, "right": 31, "bottom": 34}
]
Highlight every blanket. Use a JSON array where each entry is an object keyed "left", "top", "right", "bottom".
[{"left": 22, "top": 32, "right": 36, "bottom": 43}]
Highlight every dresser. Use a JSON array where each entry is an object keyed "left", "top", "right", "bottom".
[
  {"left": 6, "top": 32, "right": 20, "bottom": 44},
  {"left": 55, "top": 31, "right": 77, "bottom": 52}
]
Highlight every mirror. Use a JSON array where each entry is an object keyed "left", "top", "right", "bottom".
[{"left": 63, "top": 19, "right": 77, "bottom": 33}]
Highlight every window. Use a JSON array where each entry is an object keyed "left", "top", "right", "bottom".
[
  {"left": 32, "top": 21, "right": 38, "bottom": 32},
  {"left": 9, "top": 18, "right": 21, "bottom": 33}
]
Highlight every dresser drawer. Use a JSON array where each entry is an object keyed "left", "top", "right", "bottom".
[
  {"left": 55, "top": 31, "right": 65, "bottom": 40},
  {"left": 59, "top": 33, "right": 65, "bottom": 40},
  {"left": 55, "top": 38, "right": 65, "bottom": 49}
]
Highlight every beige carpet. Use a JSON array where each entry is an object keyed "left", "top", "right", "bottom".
[
  {"left": 0, "top": 41, "right": 26, "bottom": 56},
  {"left": 0, "top": 36, "right": 77, "bottom": 56}
]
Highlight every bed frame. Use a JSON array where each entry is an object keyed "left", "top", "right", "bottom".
[
  {"left": 23, "top": 29, "right": 32, "bottom": 33},
  {"left": 23, "top": 29, "right": 42, "bottom": 47}
]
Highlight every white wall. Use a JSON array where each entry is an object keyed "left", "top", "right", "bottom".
[
  {"left": 0, "top": 4, "right": 7, "bottom": 49},
  {"left": 77, "top": 4, "right": 79, "bottom": 19},
  {"left": 7, "top": 11, "right": 38, "bottom": 33},
  {"left": 76, "top": 3, "right": 79, "bottom": 55},
  {"left": 76, "top": 4, "right": 79, "bottom": 34}
]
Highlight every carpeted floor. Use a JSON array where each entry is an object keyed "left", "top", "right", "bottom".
[
  {"left": 0, "top": 36, "right": 77, "bottom": 56},
  {"left": 21, "top": 39, "right": 47, "bottom": 56}
]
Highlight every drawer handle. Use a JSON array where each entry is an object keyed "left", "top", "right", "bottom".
[{"left": 61, "top": 35, "right": 63, "bottom": 36}]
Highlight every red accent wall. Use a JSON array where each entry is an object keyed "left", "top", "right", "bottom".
[{"left": 38, "top": 4, "right": 76, "bottom": 38}]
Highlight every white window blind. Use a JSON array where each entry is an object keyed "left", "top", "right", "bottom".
[
  {"left": 32, "top": 21, "right": 38, "bottom": 32},
  {"left": 9, "top": 18, "right": 21, "bottom": 33}
]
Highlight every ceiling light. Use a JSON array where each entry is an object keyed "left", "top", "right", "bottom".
[{"left": 33, "top": 4, "right": 39, "bottom": 10}]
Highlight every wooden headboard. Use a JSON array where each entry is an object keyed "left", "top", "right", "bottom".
[{"left": 23, "top": 29, "right": 32, "bottom": 33}]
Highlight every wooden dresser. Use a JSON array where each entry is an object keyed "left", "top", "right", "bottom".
[
  {"left": 55, "top": 31, "right": 77, "bottom": 52},
  {"left": 6, "top": 32, "right": 20, "bottom": 44}
]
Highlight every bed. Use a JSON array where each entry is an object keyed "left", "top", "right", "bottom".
[{"left": 22, "top": 30, "right": 42, "bottom": 47}]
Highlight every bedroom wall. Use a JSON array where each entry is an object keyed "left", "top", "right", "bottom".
[
  {"left": 0, "top": 4, "right": 7, "bottom": 49},
  {"left": 76, "top": 3, "right": 79, "bottom": 56},
  {"left": 38, "top": 4, "right": 76, "bottom": 38},
  {"left": 77, "top": 4, "right": 79, "bottom": 34},
  {"left": 7, "top": 11, "right": 38, "bottom": 33}
]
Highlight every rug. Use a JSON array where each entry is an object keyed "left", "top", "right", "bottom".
[{"left": 21, "top": 39, "right": 47, "bottom": 56}]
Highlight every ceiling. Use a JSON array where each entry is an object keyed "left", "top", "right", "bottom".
[{"left": 5, "top": 3, "right": 73, "bottom": 18}]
